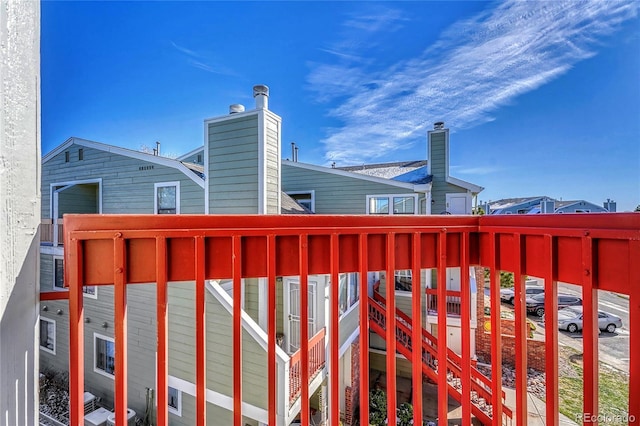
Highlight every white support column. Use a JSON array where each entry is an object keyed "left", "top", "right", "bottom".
[{"left": 0, "top": 1, "right": 41, "bottom": 424}]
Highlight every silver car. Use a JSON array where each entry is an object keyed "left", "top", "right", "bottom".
[
  {"left": 557, "top": 306, "right": 623, "bottom": 333},
  {"left": 500, "top": 285, "right": 544, "bottom": 305}
]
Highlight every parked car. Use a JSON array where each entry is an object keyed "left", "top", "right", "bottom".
[
  {"left": 525, "top": 293, "right": 582, "bottom": 317},
  {"left": 500, "top": 285, "right": 544, "bottom": 305},
  {"left": 556, "top": 306, "right": 623, "bottom": 333}
]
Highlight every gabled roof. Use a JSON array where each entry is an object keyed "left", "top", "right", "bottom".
[
  {"left": 43, "top": 137, "right": 205, "bottom": 188},
  {"left": 177, "top": 146, "right": 204, "bottom": 161},
  {"left": 284, "top": 160, "right": 419, "bottom": 190},
  {"left": 488, "top": 196, "right": 547, "bottom": 210}
]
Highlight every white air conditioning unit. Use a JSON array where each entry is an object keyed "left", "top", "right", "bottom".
[
  {"left": 84, "top": 407, "right": 111, "bottom": 426},
  {"left": 84, "top": 392, "right": 97, "bottom": 415},
  {"left": 106, "top": 408, "right": 136, "bottom": 426}
]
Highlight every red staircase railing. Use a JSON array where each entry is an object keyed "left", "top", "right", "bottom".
[
  {"left": 289, "top": 328, "right": 326, "bottom": 404},
  {"left": 43, "top": 213, "right": 639, "bottom": 426},
  {"left": 369, "top": 292, "right": 512, "bottom": 424}
]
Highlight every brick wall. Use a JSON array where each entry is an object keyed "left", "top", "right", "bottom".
[
  {"left": 474, "top": 267, "right": 546, "bottom": 372},
  {"left": 344, "top": 341, "right": 360, "bottom": 426}
]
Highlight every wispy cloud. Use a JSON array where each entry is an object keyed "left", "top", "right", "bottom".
[
  {"left": 171, "top": 41, "right": 237, "bottom": 76},
  {"left": 451, "top": 165, "right": 502, "bottom": 176},
  {"left": 307, "top": 1, "right": 639, "bottom": 164}
]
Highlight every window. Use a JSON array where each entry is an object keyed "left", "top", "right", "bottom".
[
  {"left": 154, "top": 182, "right": 180, "bottom": 214},
  {"left": 83, "top": 285, "right": 97, "bottom": 298},
  {"left": 196, "top": 153, "right": 202, "bottom": 163},
  {"left": 94, "top": 333, "right": 115, "bottom": 377},
  {"left": 39, "top": 318, "right": 56, "bottom": 355},
  {"left": 53, "top": 257, "right": 96, "bottom": 297},
  {"left": 53, "top": 257, "right": 64, "bottom": 290},
  {"left": 338, "top": 273, "right": 359, "bottom": 316},
  {"left": 168, "top": 386, "right": 182, "bottom": 416},
  {"left": 64, "top": 151, "right": 69, "bottom": 162},
  {"left": 78, "top": 148, "right": 84, "bottom": 160},
  {"left": 366, "top": 194, "right": 418, "bottom": 215},
  {"left": 287, "top": 191, "right": 315, "bottom": 213},
  {"left": 575, "top": 209, "right": 591, "bottom": 213}
]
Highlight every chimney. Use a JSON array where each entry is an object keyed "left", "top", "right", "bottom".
[
  {"left": 433, "top": 121, "right": 445, "bottom": 130},
  {"left": 229, "top": 104, "right": 245, "bottom": 114},
  {"left": 155, "top": 141, "right": 160, "bottom": 156},
  {"left": 603, "top": 199, "right": 616, "bottom": 212},
  {"left": 253, "top": 84, "right": 269, "bottom": 110}
]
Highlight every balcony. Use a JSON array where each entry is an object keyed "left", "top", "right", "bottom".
[
  {"left": 40, "top": 219, "right": 64, "bottom": 245},
  {"left": 41, "top": 213, "right": 639, "bottom": 426}
]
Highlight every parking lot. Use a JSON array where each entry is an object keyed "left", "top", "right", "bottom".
[{"left": 499, "top": 282, "right": 630, "bottom": 373}]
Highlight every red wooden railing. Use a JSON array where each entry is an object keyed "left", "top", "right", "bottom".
[
  {"left": 425, "top": 288, "right": 463, "bottom": 316},
  {"left": 42, "top": 213, "right": 639, "bottom": 426},
  {"left": 289, "top": 328, "right": 326, "bottom": 404}
]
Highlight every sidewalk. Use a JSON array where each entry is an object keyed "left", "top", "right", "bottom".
[{"left": 503, "top": 387, "right": 578, "bottom": 425}]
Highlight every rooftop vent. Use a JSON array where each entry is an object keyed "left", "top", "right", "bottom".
[
  {"left": 229, "top": 104, "right": 245, "bottom": 114},
  {"left": 434, "top": 121, "right": 445, "bottom": 130},
  {"left": 253, "top": 84, "right": 269, "bottom": 110}
]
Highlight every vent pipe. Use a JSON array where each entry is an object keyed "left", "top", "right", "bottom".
[
  {"left": 253, "top": 84, "right": 269, "bottom": 110},
  {"left": 229, "top": 104, "right": 245, "bottom": 114},
  {"left": 155, "top": 141, "right": 160, "bottom": 156}
]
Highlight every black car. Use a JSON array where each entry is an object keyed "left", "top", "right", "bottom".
[{"left": 525, "top": 293, "right": 582, "bottom": 317}]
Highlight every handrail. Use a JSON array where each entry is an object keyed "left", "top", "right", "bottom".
[
  {"left": 369, "top": 296, "right": 513, "bottom": 422},
  {"left": 289, "top": 327, "right": 326, "bottom": 404}
]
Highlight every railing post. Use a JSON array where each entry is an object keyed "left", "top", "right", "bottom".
[
  {"left": 330, "top": 234, "right": 340, "bottom": 426},
  {"left": 581, "top": 234, "right": 599, "bottom": 423},
  {"left": 437, "top": 229, "right": 448, "bottom": 424},
  {"left": 488, "top": 232, "right": 503, "bottom": 426},
  {"left": 268, "top": 235, "right": 278, "bottom": 425},
  {"left": 67, "top": 238, "right": 85, "bottom": 426},
  {"left": 196, "top": 236, "right": 207, "bottom": 426},
  {"left": 513, "top": 234, "right": 527, "bottom": 426},
  {"left": 629, "top": 240, "right": 640, "bottom": 425},
  {"left": 411, "top": 232, "right": 423, "bottom": 426},
  {"left": 543, "top": 234, "right": 559, "bottom": 426},
  {"left": 156, "top": 237, "right": 169, "bottom": 426},
  {"left": 114, "top": 235, "right": 128, "bottom": 426},
  {"left": 460, "top": 233, "right": 472, "bottom": 426},
  {"left": 359, "top": 234, "right": 370, "bottom": 426},
  {"left": 386, "top": 233, "right": 397, "bottom": 425},
  {"left": 299, "top": 234, "right": 310, "bottom": 426}
]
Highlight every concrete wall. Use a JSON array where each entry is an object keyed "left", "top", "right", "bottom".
[{"left": 0, "top": 2, "right": 40, "bottom": 424}]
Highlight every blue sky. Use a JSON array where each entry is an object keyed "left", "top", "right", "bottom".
[{"left": 42, "top": 1, "right": 640, "bottom": 211}]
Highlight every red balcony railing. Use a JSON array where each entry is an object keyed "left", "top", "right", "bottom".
[
  {"left": 425, "top": 288, "right": 463, "bottom": 316},
  {"left": 42, "top": 213, "right": 638, "bottom": 426},
  {"left": 289, "top": 328, "right": 326, "bottom": 404}
]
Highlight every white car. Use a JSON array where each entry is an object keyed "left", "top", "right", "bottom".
[
  {"left": 500, "top": 286, "right": 544, "bottom": 305},
  {"left": 557, "top": 306, "right": 623, "bottom": 333}
]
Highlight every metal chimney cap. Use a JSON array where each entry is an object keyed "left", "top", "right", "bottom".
[
  {"left": 253, "top": 84, "right": 269, "bottom": 98},
  {"left": 229, "top": 104, "right": 245, "bottom": 114},
  {"left": 434, "top": 121, "right": 445, "bottom": 130}
]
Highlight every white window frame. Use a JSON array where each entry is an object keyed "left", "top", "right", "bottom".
[
  {"left": 39, "top": 317, "right": 56, "bottom": 355},
  {"left": 154, "top": 181, "right": 181, "bottom": 214},
  {"left": 287, "top": 190, "right": 315, "bottom": 213},
  {"left": 93, "top": 333, "right": 115, "bottom": 379},
  {"left": 366, "top": 194, "right": 418, "bottom": 215},
  {"left": 52, "top": 256, "right": 97, "bottom": 298},
  {"left": 53, "top": 256, "right": 65, "bottom": 291},
  {"left": 168, "top": 386, "right": 182, "bottom": 416},
  {"left": 338, "top": 273, "right": 359, "bottom": 318}
]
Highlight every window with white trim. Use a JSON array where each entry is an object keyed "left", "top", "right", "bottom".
[
  {"left": 94, "top": 333, "right": 115, "bottom": 377},
  {"left": 40, "top": 317, "right": 56, "bottom": 355},
  {"left": 338, "top": 273, "right": 359, "bottom": 316},
  {"left": 53, "top": 257, "right": 96, "bottom": 297},
  {"left": 168, "top": 386, "right": 182, "bottom": 416},
  {"left": 366, "top": 194, "right": 418, "bottom": 215},
  {"left": 154, "top": 182, "right": 180, "bottom": 214},
  {"left": 53, "top": 257, "right": 65, "bottom": 290},
  {"left": 287, "top": 191, "right": 315, "bottom": 213}
]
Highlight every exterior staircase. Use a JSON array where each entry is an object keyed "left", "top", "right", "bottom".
[{"left": 368, "top": 293, "right": 513, "bottom": 425}]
